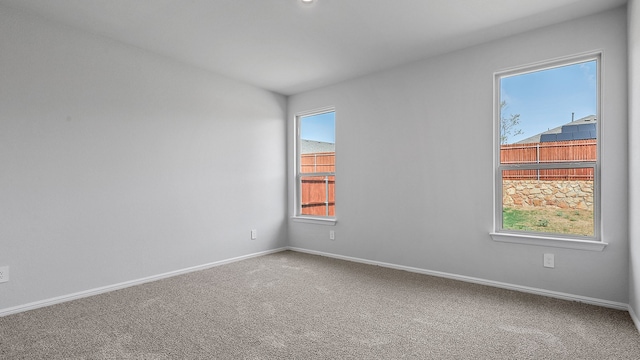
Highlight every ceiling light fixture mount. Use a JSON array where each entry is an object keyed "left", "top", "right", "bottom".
[{"left": 301, "top": 0, "right": 315, "bottom": 4}]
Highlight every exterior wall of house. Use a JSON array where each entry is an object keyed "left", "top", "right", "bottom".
[
  {"left": 0, "top": 5, "right": 287, "bottom": 312},
  {"left": 288, "top": 7, "right": 629, "bottom": 304}
]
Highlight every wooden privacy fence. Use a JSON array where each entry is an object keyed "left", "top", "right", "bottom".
[
  {"left": 301, "top": 152, "right": 335, "bottom": 173},
  {"left": 501, "top": 139, "right": 596, "bottom": 180},
  {"left": 298, "top": 140, "right": 596, "bottom": 215},
  {"left": 300, "top": 152, "right": 335, "bottom": 216},
  {"left": 300, "top": 176, "right": 335, "bottom": 216}
]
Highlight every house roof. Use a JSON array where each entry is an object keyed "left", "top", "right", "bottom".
[
  {"left": 300, "top": 140, "right": 335, "bottom": 154},
  {"left": 516, "top": 115, "right": 597, "bottom": 144}
]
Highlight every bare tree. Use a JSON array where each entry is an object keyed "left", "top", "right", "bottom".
[{"left": 500, "top": 100, "right": 523, "bottom": 144}]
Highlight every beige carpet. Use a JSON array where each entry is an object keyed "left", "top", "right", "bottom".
[{"left": 1, "top": 250, "right": 639, "bottom": 359}]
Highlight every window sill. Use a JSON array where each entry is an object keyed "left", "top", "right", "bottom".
[
  {"left": 291, "top": 216, "right": 337, "bottom": 226},
  {"left": 490, "top": 232, "right": 607, "bottom": 251}
]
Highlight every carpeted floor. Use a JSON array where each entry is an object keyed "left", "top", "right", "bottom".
[{"left": 1, "top": 250, "right": 639, "bottom": 359}]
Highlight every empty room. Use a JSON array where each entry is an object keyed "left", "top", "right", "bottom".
[{"left": 1, "top": 0, "right": 640, "bottom": 358}]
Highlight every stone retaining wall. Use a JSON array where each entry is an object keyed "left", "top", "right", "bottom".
[{"left": 502, "top": 180, "right": 594, "bottom": 211}]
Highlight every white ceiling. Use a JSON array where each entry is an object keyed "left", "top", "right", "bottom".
[{"left": 0, "top": 0, "right": 627, "bottom": 95}]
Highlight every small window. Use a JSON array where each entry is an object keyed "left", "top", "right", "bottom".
[
  {"left": 494, "top": 54, "right": 600, "bottom": 241},
  {"left": 295, "top": 109, "right": 335, "bottom": 219}
]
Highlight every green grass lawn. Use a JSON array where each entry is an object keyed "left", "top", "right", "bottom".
[{"left": 502, "top": 206, "right": 593, "bottom": 236}]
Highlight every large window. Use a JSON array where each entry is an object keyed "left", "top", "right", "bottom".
[
  {"left": 296, "top": 109, "right": 335, "bottom": 219},
  {"left": 493, "top": 54, "right": 601, "bottom": 244}
]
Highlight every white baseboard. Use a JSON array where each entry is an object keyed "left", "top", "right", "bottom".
[
  {"left": 0, "top": 247, "right": 288, "bottom": 317},
  {"left": 629, "top": 305, "right": 640, "bottom": 334},
  {"left": 287, "top": 246, "right": 629, "bottom": 311}
]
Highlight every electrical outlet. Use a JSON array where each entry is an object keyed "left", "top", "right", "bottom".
[
  {"left": 329, "top": 230, "right": 335, "bottom": 240},
  {"left": 543, "top": 253, "right": 554, "bottom": 268},
  {"left": 251, "top": 229, "right": 257, "bottom": 240},
  {"left": 0, "top": 266, "right": 9, "bottom": 283}
]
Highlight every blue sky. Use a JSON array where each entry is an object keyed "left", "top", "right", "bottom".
[
  {"left": 300, "top": 111, "right": 335, "bottom": 143},
  {"left": 500, "top": 60, "right": 597, "bottom": 144}
]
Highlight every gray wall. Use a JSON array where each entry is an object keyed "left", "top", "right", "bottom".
[
  {"left": 629, "top": 0, "right": 640, "bottom": 323},
  {"left": 1, "top": 2, "right": 635, "bottom": 316},
  {"left": 0, "top": 6, "right": 287, "bottom": 310},
  {"left": 288, "top": 7, "right": 629, "bottom": 304}
]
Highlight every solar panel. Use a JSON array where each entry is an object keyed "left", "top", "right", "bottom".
[
  {"left": 562, "top": 124, "right": 579, "bottom": 133},
  {"left": 573, "top": 131, "right": 593, "bottom": 140},
  {"left": 556, "top": 133, "right": 573, "bottom": 141},
  {"left": 578, "top": 123, "right": 596, "bottom": 132},
  {"left": 540, "top": 134, "right": 557, "bottom": 142}
]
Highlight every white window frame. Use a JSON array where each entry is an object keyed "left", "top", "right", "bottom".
[
  {"left": 292, "top": 107, "right": 336, "bottom": 225},
  {"left": 490, "top": 52, "right": 606, "bottom": 251}
]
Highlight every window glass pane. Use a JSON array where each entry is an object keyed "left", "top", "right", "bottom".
[
  {"left": 300, "top": 112, "right": 335, "bottom": 152},
  {"left": 300, "top": 175, "right": 335, "bottom": 216},
  {"left": 497, "top": 58, "right": 598, "bottom": 239},
  {"left": 298, "top": 110, "right": 335, "bottom": 217},
  {"left": 502, "top": 168, "right": 594, "bottom": 236},
  {"left": 499, "top": 60, "right": 597, "bottom": 155},
  {"left": 300, "top": 152, "right": 335, "bottom": 173}
]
